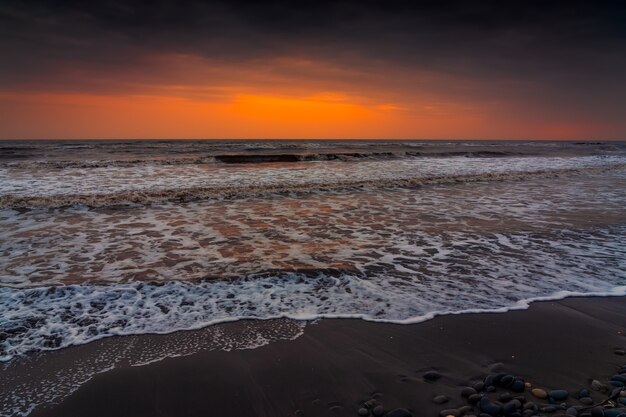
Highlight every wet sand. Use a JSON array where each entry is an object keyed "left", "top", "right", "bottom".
[{"left": 29, "top": 296, "right": 626, "bottom": 417}]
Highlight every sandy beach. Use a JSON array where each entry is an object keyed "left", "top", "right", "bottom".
[{"left": 25, "top": 295, "right": 626, "bottom": 417}]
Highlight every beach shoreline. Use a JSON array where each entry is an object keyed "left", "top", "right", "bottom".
[{"left": 23, "top": 295, "right": 626, "bottom": 417}]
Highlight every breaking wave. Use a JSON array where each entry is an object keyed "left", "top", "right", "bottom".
[
  {"left": 0, "top": 150, "right": 522, "bottom": 169},
  {"left": 2, "top": 271, "right": 625, "bottom": 362},
  {"left": 2, "top": 162, "right": 625, "bottom": 209}
]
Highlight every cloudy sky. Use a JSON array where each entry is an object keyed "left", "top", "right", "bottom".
[{"left": 1, "top": 0, "right": 625, "bottom": 139}]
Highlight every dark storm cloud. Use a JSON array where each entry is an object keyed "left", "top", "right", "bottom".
[{"left": 1, "top": 0, "right": 625, "bottom": 115}]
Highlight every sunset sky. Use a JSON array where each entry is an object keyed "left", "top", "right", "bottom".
[{"left": 1, "top": 1, "right": 625, "bottom": 139}]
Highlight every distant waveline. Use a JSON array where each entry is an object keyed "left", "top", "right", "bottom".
[{"left": 1, "top": 155, "right": 625, "bottom": 209}]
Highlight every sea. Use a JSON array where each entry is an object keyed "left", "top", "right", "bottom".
[{"left": 1, "top": 139, "right": 625, "bottom": 416}]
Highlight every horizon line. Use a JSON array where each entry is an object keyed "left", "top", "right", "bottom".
[{"left": 0, "top": 138, "right": 620, "bottom": 142}]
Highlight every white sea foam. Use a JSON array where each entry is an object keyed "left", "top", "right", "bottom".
[
  {"left": 2, "top": 168, "right": 625, "bottom": 289},
  {"left": 1, "top": 155, "right": 624, "bottom": 208},
  {"left": 0, "top": 319, "right": 306, "bottom": 417},
  {"left": 2, "top": 231, "right": 625, "bottom": 362}
]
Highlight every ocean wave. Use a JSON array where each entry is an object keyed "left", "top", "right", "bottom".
[
  {"left": 0, "top": 150, "right": 524, "bottom": 169},
  {"left": 0, "top": 156, "right": 218, "bottom": 169},
  {"left": 1, "top": 276, "right": 625, "bottom": 363},
  {"left": 2, "top": 163, "right": 625, "bottom": 209}
]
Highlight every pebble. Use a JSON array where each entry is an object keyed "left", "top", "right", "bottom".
[
  {"left": 473, "top": 382, "right": 485, "bottom": 392},
  {"left": 489, "top": 363, "right": 505, "bottom": 372},
  {"left": 590, "top": 407, "right": 604, "bottom": 417},
  {"left": 459, "top": 406, "right": 473, "bottom": 415},
  {"left": 486, "top": 386, "right": 496, "bottom": 393},
  {"left": 511, "top": 379, "right": 525, "bottom": 392},
  {"left": 591, "top": 380, "right": 607, "bottom": 392},
  {"left": 499, "top": 393, "right": 513, "bottom": 402},
  {"left": 609, "top": 380, "right": 625, "bottom": 388},
  {"left": 610, "top": 387, "right": 623, "bottom": 400},
  {"left": 433, "top": 395, "right": 449, "bottom": 404},
  {"left": 524, "top": 382, "right": 532, "bottom": 389},
  {"left": 424, "top": 371, "right": 442, "bottom": 382},
  {"left": 523, "top": 402, "right": 538, "bottom": 412},
  {"left": 614, "top": 348, "right": 625, "bottom": 356},
  {"left": 578, "top": 389, "right": 590, "bottom": 398},
  {"left": 484, "top": 374, "right": 496, "bottom": 387},
  {"left": 503, "top": 399, "right": 521, "bottom": 414},
  {"left": 461, "top": 387, "right": 478, "bottom": 398},
  {"left": 579, "top": 397, "right": 594, "bottom": 405},
  {"left": 468, "top": 394, "right": 482, "bottom": 404},
  {"left": 604, "top": 410, "right": 625, "bottom": 417},
  {"left": 566, "top": 407, "right": 579, "bottom": 416},
  {"left": 439, "top": 409, "right": 460, "bottom": 417},
  {"left": 549, "top": 389, "right": 569, "bottom": 401},
  {"left": 479, "top": 397, "right": 502, "bottom": 415},
  {"left": 358, "top": 408, "right": 370, "bottom": 416},
  {"left": 612, "top": 375, "right": 626, "bottom": 383},
  {"left": 539, "top": 405, "right": 558, "bottom": 412},
  {"left": 531, "top": 388, "right": 548, "bottom": 399},
  {"left": 385, "top": 408, "right": 412, "bottom": 417},
  {"left": 373, "top": 405, "right": 384, "bottom": 416},
  {"left": 500, "top": 375, "right": 514, "bottom": 387}
]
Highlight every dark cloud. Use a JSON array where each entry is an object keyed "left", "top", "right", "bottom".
[{"left": 1, "top": 0, "right": 625, "bottom": 122}]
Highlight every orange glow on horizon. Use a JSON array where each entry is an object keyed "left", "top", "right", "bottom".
[
  {"left": 0, "top": 84, "right": 616, "bottom": 140},
  {"left": 0, "top": 90, "right": 423, "bottom": 139}
]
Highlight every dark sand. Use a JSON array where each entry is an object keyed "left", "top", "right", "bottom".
[{"left": 31, "top": 296, "right": 626, "bottom": 417}]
